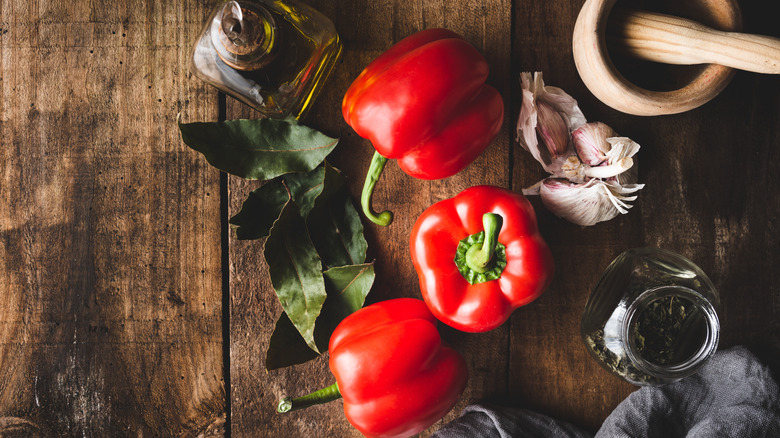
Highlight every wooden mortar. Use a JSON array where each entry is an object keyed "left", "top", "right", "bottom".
[{"left": 571, "top": 0, "right": 780, "bottom": 115}]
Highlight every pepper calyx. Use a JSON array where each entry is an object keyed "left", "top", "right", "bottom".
[{"left": 454, "top": 213, "right": 507, "bottom": 284}]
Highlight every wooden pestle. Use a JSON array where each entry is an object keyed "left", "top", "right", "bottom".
[{"left": 608, "top": 9, "right": 780, "bottom": 74}]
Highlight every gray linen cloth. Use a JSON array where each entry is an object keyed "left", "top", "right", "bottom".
[{"left": 432, "top": 346, "right": 780, "bottom": 438}]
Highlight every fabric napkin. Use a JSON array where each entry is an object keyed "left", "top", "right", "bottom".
[{"left": 432, "top": 346, "right": 780, "bottom": 437}]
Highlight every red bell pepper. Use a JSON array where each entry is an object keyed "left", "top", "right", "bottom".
[
  {"left": 410, "top": 186, "right": 555, "bottom": 332},
  {"left": 278, "top": 298, "right": 468, "bottom": 438},
  {"left": 342, "top": 28, "right": 504, "bottom": 226}
]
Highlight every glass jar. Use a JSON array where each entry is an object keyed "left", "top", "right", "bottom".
[
  {"left": 190, "top": 0, "right": 342, "bottom": 119},
  {"left": 581, "top": 247, "right": 720, "bottom": 386}
]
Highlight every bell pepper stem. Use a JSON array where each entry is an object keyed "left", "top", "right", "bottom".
[
  {"left": 278, "top": 382, "right": 342, "bottom": 413},
  {"left": 465, "top": 213, "right": 504, "bottom": 273},
  {"left": 361, "top": 151, "right": 394, "bottom": 226}
]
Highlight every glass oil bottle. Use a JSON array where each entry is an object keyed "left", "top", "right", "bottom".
[{"left": 190, "top": 0, "right": 342, "bottom": 119}]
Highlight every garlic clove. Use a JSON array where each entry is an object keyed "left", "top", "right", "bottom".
[
  {"left": 536, "top": 100, "right": 570, "bottom": 158},
  {"left": 572, "top": 122, "right": 618, "bottom": 166},
  {"left": 532, "top": 79, "right": 588, "bottom": 130},
  {"left": 517, "top": 73, "right": 545, "bottom": 166},
  {"left": 516, "top": 72, "right": 587, "bottom": 173},
  {"left": 539, "top": 178, "right": 644, "bottom": 226}
]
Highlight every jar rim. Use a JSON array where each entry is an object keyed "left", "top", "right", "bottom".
[{"left": 622, "top": 285, "right": 720, "bottom": 381}]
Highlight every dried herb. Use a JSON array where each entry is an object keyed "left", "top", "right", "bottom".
[
  {"left": 266, "top": 263, "right": 376, "bottom": 370},
  {"left": 177, "top": 117, "right": 338, "bottom": 180},
  {"left": 179, "top": 118, "right": 374, "bottom": 369},
  {"left": 584, "top": 329, "right": 659, "bottom": 385},
  {"left": 584, "top": 294, "right": 707, "bottom": 385},
  {"left": 633, "top": 295, "right": 701, "bottom": 366}
]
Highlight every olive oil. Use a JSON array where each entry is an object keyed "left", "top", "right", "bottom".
[{"left": 191, "top": 0, "right": 341, "bottom": 119}]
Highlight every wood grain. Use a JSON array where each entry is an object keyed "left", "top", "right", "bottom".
[
  {"left": 607, "top": 9, "right": 780, "bottom": 73},
  {"left": 0, "top": 0, "right": 225, "bottom": 435}
]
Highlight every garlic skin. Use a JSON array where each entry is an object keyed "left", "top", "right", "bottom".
[
  {"left": 560, "top": 154, "right": 635, "bottom": 184},
  {"left": 539, "top": 179, "right": 645, "bottom": 227},
  {"left": 516, "top": 71, "right": 644, "bottom": 226},
  {"left": 605, "top": 137, "right": 640, "bottom": 166},
  {"left": 605, "top": 137, "right": 641, "bottom": 186}
]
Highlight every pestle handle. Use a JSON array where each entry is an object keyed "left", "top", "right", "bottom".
[{"left": 608, "top": 9, "right": 780, "bottom": 74}]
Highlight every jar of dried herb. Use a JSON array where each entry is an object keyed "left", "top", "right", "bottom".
[{"left": 581, "top": 248, "right": 720, "bottom": 386}]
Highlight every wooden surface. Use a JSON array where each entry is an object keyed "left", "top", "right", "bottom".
[
  {"left": 2, "top": 0, "right": 779, "bottom": 437},
  {"left": 0, "top": 0, "right": 226, "bottom": 436}
]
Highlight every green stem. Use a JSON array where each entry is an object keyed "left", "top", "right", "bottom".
[
  {"left": 465, "top": 213, "right": 504, "bottom": 273},
  {"left": 277, "top": 382, "right": 341, "bottom": 413},
  {"left": 361, "top": 151, "right": 393, "bottom": 226}
]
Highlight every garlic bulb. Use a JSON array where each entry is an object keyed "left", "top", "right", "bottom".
[{"left": 517, "top": 72, "right": 644, "bottom": 226}]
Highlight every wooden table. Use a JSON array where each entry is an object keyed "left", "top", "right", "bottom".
[{"left": 1, "top": 0, "right": 778, "bottom": 436}]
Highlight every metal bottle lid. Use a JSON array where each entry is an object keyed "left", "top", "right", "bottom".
[{"left": 210, "top": 1, "right": 278, "bottom": 71}]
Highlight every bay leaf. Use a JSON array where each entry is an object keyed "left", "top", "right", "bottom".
[
  {"left": 307, "top": 164, "right": 368, "bottom": 268},
  {"left": 320, "top": 263, "right": 376, "bottom": 323},
  {"left": 178, "top": 117, "right": 338, "bottom": 180},
  {"left": 228, "top": 178, "right": 290, "bottom": 240},
  {"left": 228, "top": 163, "right": 326, "bottom": 240},
  {"left": 265, "top": 263, "right": 375, "bottom": 370},
  {"left": 231, "top": 162, "right": 367, "bottom": 265},
  {"left": 265, "top": 312, "right": 319, "bottom": 371},
  {"left": 264, "top": 201, "right": 327, "bottom": 352},
  {"left": 283, "top": 165, "right": 327, "bottom": 218}
]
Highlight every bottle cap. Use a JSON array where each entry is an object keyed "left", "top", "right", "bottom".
[{"left": 211, "top": 1, "right": 277, "bottom": 71}]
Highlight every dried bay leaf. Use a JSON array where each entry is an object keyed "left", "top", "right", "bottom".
[
  {"left": 266, "top": 263, "right": 375, "bottom": 370},
  {"left": 179, "top": 115, "right": 374, "bottom": 368},
  {"left": 228, "top": 165, "right": 327, "bottom": 241},
  {"left": 178, "top": 117, "right": 338, "bottom": 180},
  {"left": 232, "top": 162, "right": 368, "bottom": 267},
  {"left": 283, "top": 165, "right": 327, "bottom": 218},
  {"left": 321, "top": 263, "right": 375, "bottom": 321},
  {"left": 265, "top": 313, "right": 320, "bottom": 370},
  {"left": 306, "top": 164, "right": 367, "bottom": 268},
  {"left": 264, "top": 201, "right": 327, "bottom": 353},
  {"left": 262, "top": 165, "right": 372, "bottom": 367},
  {"left": 229, "top": 178, "right": 290, "bottom": 240}
]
